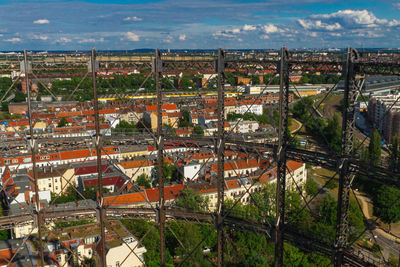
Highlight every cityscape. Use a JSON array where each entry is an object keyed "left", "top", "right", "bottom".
[{"left": 0, "top": 1, "right": 400, "bottom": 267}]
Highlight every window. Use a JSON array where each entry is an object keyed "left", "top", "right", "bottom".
[
  {"left": 48, "top": 183, "right": 51, "bottom": 187},
  {"left": 116, "top": 262, "right": 120, "bottom": 267}
]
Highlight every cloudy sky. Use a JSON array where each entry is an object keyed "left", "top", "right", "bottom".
[{"left": 0, "top": 0, "right": 399, "bottom": 50}]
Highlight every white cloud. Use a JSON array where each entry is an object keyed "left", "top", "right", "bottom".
[
  {"left": 78, "top": 37, "right": 105, "bottom": 44},
  {"left": 330, "top": 32, "right": 342, "bottom": 37},
  {"left": 355, "top": 30, "right": 383, "bottom": 38},
  {"left": 298, "top": 19, "right": 342, "bottom": 31},
  {"left": 263, "top": 24, "right": 278, "bottom": 33},
  {"left": 56, "top": 37, "right": 71, "bottom": 43},
  {"left": 243, "top": 24, "right": 257, "bottom": 31},
  {"left": 213, "top": 31, "right": 236, "bottom": 39},
  {"left": 33, "top": 35, "right": 48, "bottom": 41},
  {"left": 0, "top": 34, "right": 3, "bottom": 37},
  {"left": 231, "top": 28, "right": 241, "bottom": 34},
  {"left": 163, "top": 36, "right": 173, "bottom": 43},
  {"left": 309, "top": 9, "right": 398, "bottom": 28},
  {"left": 178, "top": 34, "right": 186, "bottom": 41},
  {"left": 394, "top": 3, "right": 400, "bottom": 10},
  {"left": 5, "top": 37, "right": 21, "bottom": 43},
  {"left": 34, "top": 19, "right": 50, "bottom": 24},
  {"left": 123, "top": 32, "right": 140, "bottom": 41},
  {"left": 123, "top": 16, "right": 143, "bottom": 22},
  {"left": 261, "top": 35, "right": 269, "bottom": 39},
  {"left": 388, "top": 20, "right": 400, "bottom": 27}
]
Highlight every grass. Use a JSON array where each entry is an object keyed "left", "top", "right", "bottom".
[{"left": 312, "top": 167, "right": 340, "bottom": 197}]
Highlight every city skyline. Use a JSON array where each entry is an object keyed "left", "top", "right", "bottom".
[{"left": 0, "top": 0, "right": 399, "bottom": 50}]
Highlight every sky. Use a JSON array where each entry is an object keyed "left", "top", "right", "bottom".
[{"left": 0, "top": 0, "right": 399, "bottom": 50}]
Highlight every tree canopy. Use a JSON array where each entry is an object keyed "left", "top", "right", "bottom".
[
  {"left": 373, "top": 185, "right": 400, "bottom": 228},
  {"left": 368, "top": 129, "right": 382, "bottom": 167}
]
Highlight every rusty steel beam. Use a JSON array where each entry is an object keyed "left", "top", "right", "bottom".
[
  {"left": 24, "top": 49, "right": 45, "bottom": 267},
  {"left": 274, "top": 47, "right": 290, "bottom": 267},
  {"left": 155, "top": 48, "right": 166, "bottom": 267},
  {"left": 334, "top": 47, "right": 359, "bottom": 267},
  {"left": 91, "top": 48, "right": 107, "bottom": 267},
  {"left": 216, "top": 48, "right": 226, "bottom": 267}
]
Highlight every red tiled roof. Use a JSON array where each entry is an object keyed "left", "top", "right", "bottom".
[
  {"left": 83, "top": 175, "right": 126, "bottom": 189},
  {"left": 146, "top": 104, "right": 178, "bottom": 112},
  {"left": 145, "top": 184, "right": 184, "bottom": 202},
  {"left": 120, "top": 160, "right": 152, "bottom": 169},
  {"left": 104, "top": 192, "right": 148, "bottom": 206},
  {"left": 226, "top": 179, "right": 241, "bottom": 189}
]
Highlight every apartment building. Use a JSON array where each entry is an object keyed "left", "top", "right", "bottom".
[{"left": 368, "top": 94, "right": 400, "bottom": 142}]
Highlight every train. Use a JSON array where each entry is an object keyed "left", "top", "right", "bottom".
[{"left": 98, "top": 91, "right": 243, "bottom": 101}]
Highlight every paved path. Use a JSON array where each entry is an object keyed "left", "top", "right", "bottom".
[
  {"left": 290, "top": 118, "right": 302, "bottom": 134},
  {"left": 355, "top": 192, "right": 400, "bottom": 260}
]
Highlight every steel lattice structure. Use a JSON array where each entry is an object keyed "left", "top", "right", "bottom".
[{"left": 0, "top": 47, "right": 399, "bottom": 267}]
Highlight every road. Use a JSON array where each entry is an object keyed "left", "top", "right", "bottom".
[{"left": 355, "top": 192, "right": 400, "bottom": 261}]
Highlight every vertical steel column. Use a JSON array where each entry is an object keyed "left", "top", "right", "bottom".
[
  {"left": 274, "top": 47, "right": 290, "bottom": 267},
  {"left": 91, "top": 48, "right": 107, "bottom": 267},
  {"left": 216, "top": 48, "right": 225, "bottom": 267},
  {"left": 334, "top": 47, "right": 359, "bottom": 267},
  {"left": 155, "top": 49, "right": 166, "bottom": 267},
  {"left": 24, "top": 50, "right": 45, "bottom": 267}
]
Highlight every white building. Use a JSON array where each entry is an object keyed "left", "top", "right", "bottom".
[
  {"left": 106, "top": 236, "right": 147, "bottom": 267},
  {"left": 236, "top": 103, "right": 263, "bottom": 115},
  {"left": 183, "top": 163, "right": 202, "bottom": 181},
  {"left": 229, "top": 120, "right": 259, "bottom": 133}
]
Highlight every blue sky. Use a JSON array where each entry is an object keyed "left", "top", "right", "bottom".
[{"left": 0, "top": 0, "right": 399, "bottom": 50}]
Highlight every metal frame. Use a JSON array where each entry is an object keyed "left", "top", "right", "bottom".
[
  {"left": 0, "top": 47, "right": 398, "bottom": 267},
  {"left": 274, "top": 47, "right": 290, "bottom": 267},
  {"left": 334, "top": 47, "right": 359, "bottom": 266}
]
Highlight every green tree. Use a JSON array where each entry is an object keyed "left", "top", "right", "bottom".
[
  {"left": 180, "top": 75, "right": 195, "bottom": 90},
  {"left": 176, "top": 188, "right": 208, "bottom": 212},
  {"left": 57, "top": 117, "right": 68, "bottom": 127},
  {"left": 179, "top": 110, "right": 193, "bottom": 127},
  {"left": 300, "top": 74, "right": 310, "bottom": 84},
  {"left": 0, "top": 205, "right": 8, "bottom": 241},
  {"left": 168, "top": 222, "right": 212, "bottom": 267},
  {"left": 368, "top": 129, "right": 382, "bottom": 166},
  {"left": 163, "top": 124, "right": 177, "bottom": 137},
  {"left": 320, "top": 195, "right": 337, "bottom": 225},
  {"left": 137, "top": 174, "right": 151, "bottom": 189},
  {"left": 324, "top": 113, "right": 342, "bottom": 154},
  {"left": 114, "top": 120, "right": 138, "bottom": 135},
  {"left": 305, "top": 178, "right": 318, "bottom": 197},
  {"left": 192, "top": 126, "right": 204, "bottom": 137},
  {"left": 13, "top": 90, "right": 26, "bottom": 102},
  {"left": 1, "top": 102, "right": 8, "bottom": 112},
  {"left": 51, "top": 185, "right": 77, "bottom": 204},
  {"left": 251, "top": 76, "right": 260, "bottom": 85},
  {"left": 373, "top": 185, "right": 400, "bottom": 231},
  {"left": 154, "top": 162, "right": 182, "bottom": 184},
  {"left": 225, "top": 71, "right": 235, "bottom": 85}
]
